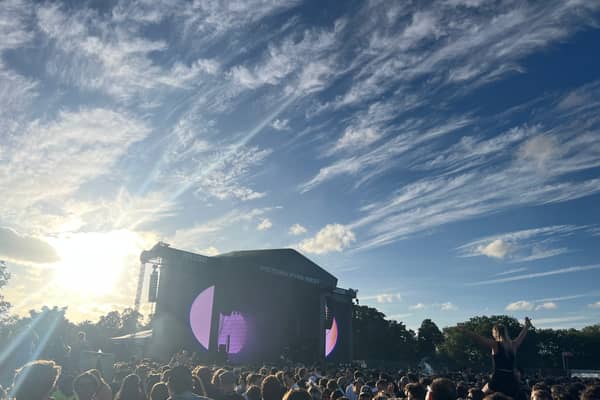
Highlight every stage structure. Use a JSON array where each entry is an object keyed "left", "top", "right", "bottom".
[{"left": 139, "top": 242, "right": 356, "bottom": 363}]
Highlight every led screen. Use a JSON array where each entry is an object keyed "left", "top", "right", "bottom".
[
  {"left": 189, "top": 285, "right": 214, "bottom": 350},
  {"left": 217, "top": 311, "right": 247, "bottom": 354},
  {"left": 325, "top": 316, "right": 338, "bottom": 357}
]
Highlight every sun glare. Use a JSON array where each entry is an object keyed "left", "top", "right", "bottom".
[{"left": 50, "top": 230, "right": 143, "bottom": 296}]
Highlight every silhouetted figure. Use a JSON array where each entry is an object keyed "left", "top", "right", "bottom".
[
  {"left": 116, "top": 374, "right": 145, "bottom": 400},
  {"left": 73, "top": 372, "right": 99, "bottom": 400},
  {"left": 11, "top": 360, "right": 61, "bottom": 400},
  {"left": 459, "top": 317, "right": 531, "bottom": 399},
  {"left": 167, "top": 366, "right": 210, "bottom": 400}
]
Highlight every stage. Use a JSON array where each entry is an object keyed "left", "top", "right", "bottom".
[{"left": 139, "top": 242, "right": 356, "bottom": 363}]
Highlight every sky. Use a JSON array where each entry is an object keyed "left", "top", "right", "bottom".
[{"left": 1, "top": 0, "right": 600, "bottom": 330}]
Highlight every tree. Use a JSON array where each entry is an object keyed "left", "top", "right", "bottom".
[
  {"left": 417, "top": 319, "right": 444, "bottom": 360},
  {"left": 121, "top": 307, "right": 143, "bottom": 334},
  {"left": 352, "top": 304, "right": 417, "bottom": 364}
]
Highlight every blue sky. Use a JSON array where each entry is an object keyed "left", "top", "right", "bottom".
[{"left": 1, "top": 0, "right": 600, "bottom": 329}]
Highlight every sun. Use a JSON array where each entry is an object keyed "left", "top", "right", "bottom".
[{"left": 50, "top": 230, "right": 143, "bottom": 296}]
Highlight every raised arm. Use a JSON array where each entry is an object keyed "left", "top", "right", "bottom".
[
  {"left": 458, "top": 325, "right": 496, "bottom": 350},
  {"left": 512, "top": 317, "right": 532, "bottom": 349}
]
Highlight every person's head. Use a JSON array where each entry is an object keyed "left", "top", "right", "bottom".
[
  {"left": 327, "top": 380, "right": 339, "bottom": 392},
  {"left": 167, "top": 366, "right": 193, "bottom": 395},
  {"left": 12, "top": 360, "right": 61, "bottom": 400},
  {"left": 194, "top": 366, "right": 212, "bottom": 385},
  {"left": 219, "top": 371, "right": 236, "bottom": 394},
  {"left": 117, "top": 374, "right": 142, "bottom": 400},
  {"left": 73, "top": 372, "right": 100, "bottom": 400},
  {"left": 457, "top": 383, "right": 469, "bottom": 399},
  {"left": 531, "top": 389, "right": 552, "bottom": 400},
  {"left": 426, "top": 378, "right": 456, "bottom": 400},
  {"left": 284, "top": 389, "right": 313, "bottom": 400},
  {"left": 492, "top": 324, "right": 510, "bottom": 342},
  {"left": 146, "top": 374, "right": 161, "bottom": 396},
  {"left": 358, "top": 385, "right": 372, "bottom": 400},
  {"left": 405, "top": 383, "right": 426, "bottom": 400},
  {"left": 580, "top": 385, "right": 600, "bottom": 400},
  {"left": 331, "top": 389, "right": 345, "bottom": 400},
  {"left": 309, "top": 385, "right": 323, "bottom": 400},
  {"left": 468, "top": 388, "right": 485, "bottom": 400},
  {"left": 87, "top": 369, "right": 106, "bottom": 385},
  {"left": 150, "top": 382, "right": 169, "bottom": 400},
  {"left": 376, "top": 380, "right": 387, "bottom": 393},
  {"left": 246, "top": 385, "right": 262, "bottom": 400},
  {"left": 56, "top": 374, "right": 75, "bottom": 396},
  {"left": 298, "top": 369, "right": 308, "bottom": 380},
  {"left": 284, "top": 371, "right": 296, "bottom": 388},
  {"left": 212, "top": 368, "right": 226, "bottom": 386},
  {"left": 353, "top": 379, "right": 364, "bottom": 394},
  {"left": 262, "top": 375, "right": 285, "bottom": 400}
]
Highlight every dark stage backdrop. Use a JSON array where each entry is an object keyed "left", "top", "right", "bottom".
[{"left": 148, "top": 249, "right": 350, "bottom": 363}]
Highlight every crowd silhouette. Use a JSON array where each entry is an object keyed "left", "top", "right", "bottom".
[{"left": 2, "top": 318, "right": 599, "bottom": 400}]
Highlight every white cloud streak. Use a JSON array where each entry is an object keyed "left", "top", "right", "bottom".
[
  {"left": 458, "top": 225, "right": 590, "bottom": 262},
  {"left": 468, "top": 265, "right": 600, "bottom": 286},
  {"left": 360, "top": 292, "right": 402, "bottom": 304}
]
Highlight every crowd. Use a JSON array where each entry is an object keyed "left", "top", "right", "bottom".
[
  {"left": 1, "top": 319, "right": 599, "bottom": 400},
  {"left": 1, "top": 356, "right": 599, "bottom": 400}
]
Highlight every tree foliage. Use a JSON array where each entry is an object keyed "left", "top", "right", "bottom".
[
  {"left": 352, "top": 304, "right": 417, "bottom": 365},
  {"left": 352, "top": 309, "right": 600, "bottom": 371},
  {"left": 417, "top": 319, "right": 444, "bottom": 360}
]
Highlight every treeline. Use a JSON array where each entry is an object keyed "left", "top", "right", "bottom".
[{"left": 352, "top": 304, "right": 600, "bottom": 371}]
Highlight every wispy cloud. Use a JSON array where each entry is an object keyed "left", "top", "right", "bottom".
[
  {"left": 504, "top": 293, "right": 599, "bottom": 312},
  {"left": 495, "top": 267, "right": 528, "bottom": 277},
  {"left": 170, "top": 207, "right": 279, "bottom": 252},
  {"left": 271, "top": 119, "right": 290, "bottom": 131},
  {"left": 360, "top": 292, "right": 402, "bottom": 304},
  {"left": 388, "top": 313, "right": 413, "bottom": 320},
  {"left": 536, "top": 302, "right": 557, "bottom": 311},
  {"left": 457, "top": 225, "right": 590, "bottom": 262},
  {"left": 439, "top": 302, "right": 458, "bottom": 311},
  {"left": 0, "top": 108, "right": 150, "bottom": 233},
  {"left": 468, "top": 265, "right": 600, "bottom": 286},
  {"left": 532, "top": 315, "right": 590, "bottom": 328}
]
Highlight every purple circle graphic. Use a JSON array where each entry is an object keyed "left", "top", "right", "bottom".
[{"left": 189, "top": 286, "right": 215, "bottom": 350}]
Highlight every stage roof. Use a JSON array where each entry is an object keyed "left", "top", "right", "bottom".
[
  {"left": 216, "top": 248, "right": 338, "bottom": 289},
  {"left": 142, "top": 243, "right": 338, "bottom": 289}
]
